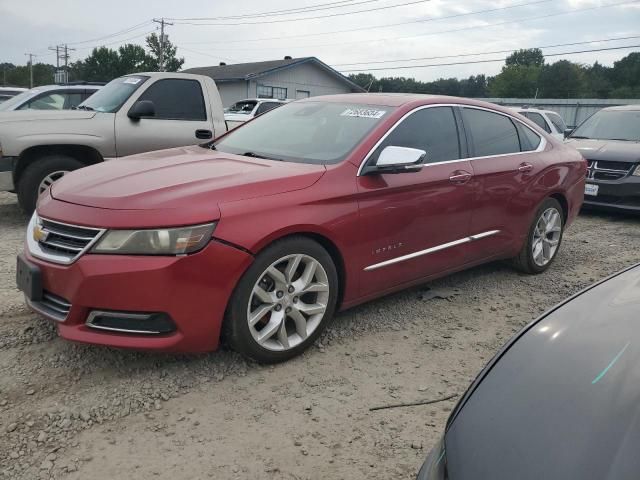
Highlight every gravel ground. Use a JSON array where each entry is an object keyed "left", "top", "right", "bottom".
[{"left": 0, "top": 190, "right": 639, "bottom": 480}]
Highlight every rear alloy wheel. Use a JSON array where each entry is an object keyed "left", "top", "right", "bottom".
[
  {"left": 511, "top": 197, "right": 564, "bottom": 274},
  {"left": 224, "top": 237, "right": 338, "bottom": 363}
]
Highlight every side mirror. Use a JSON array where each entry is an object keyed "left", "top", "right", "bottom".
[
  {"left": 363, "top": 146, "right": 426, "bottom": 175},
  {"left": 128, "top": 100, "right": 155, "bottom": 120},
  {"left": 563, "top": 128, "right": 574, "bottom": 139}
]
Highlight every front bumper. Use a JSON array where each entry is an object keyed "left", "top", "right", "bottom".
[
  {"left": 21, "top": 240, "right": 253, "bottom": 353},
  {"left": 0, "top": 156, "right": 16, "bottom": 191},
  {"left": 583, "top": 176, "right": 640, "bottom": 213}
]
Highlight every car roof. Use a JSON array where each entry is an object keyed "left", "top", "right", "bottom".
[
  {"left": 602, "top": 104, "right": 640, "bottom": 112},
  {"left": 297, "top": 93, "right": 520, "bottom": 114},
  {"left": 234, "top": 98, "right": 286, "bottom": 103},
  {"left": 0, "top": 87, "right": 27, "bottom": 92},
  {"left": 513, "top": 107, "right": 559, "bottom": 114},
  {"left": 27, "top": 84, "right": 102, "bottom": 92}
]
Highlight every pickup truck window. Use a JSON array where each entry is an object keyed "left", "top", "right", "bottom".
[
  {"left": 80, "top": 75, "right": 148, "bottom": 113},
  {"left": 138, "top": 79, "right": 206, "bottom": 121}
]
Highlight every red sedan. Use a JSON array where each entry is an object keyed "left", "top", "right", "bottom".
[{"left": 16, "top": 94, "right": 586, "bottom": 363}]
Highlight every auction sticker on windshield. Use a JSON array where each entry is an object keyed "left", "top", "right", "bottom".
[
  {"left": 124, "top": 78, "right": 142, "bottom": 84},
  {"left": 341, "top": 108, "right": 387, "bottom": 119},
  {"left": 585, "top": 184, "right": 599, "bottom": 196}
]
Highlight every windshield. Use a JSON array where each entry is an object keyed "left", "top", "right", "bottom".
[
  {"left": 547, "top": 112, "right": 567, "bottom": 132},
  {"left": 226, "top": 100, "right": 258, "bottom": 114},
  {"left": 571, "top": 109, "right": 640, "bottom": 141},
  {"left": 0, "top": 89, "right": 39, "bottom": 111},
  {"left": 214, "top": 101, "right": 393, "bottom": 164},
  {"left": 79, "top": 75, "right": 148, "bottom": 113}
]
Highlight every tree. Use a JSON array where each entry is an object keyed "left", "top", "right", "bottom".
[
  {"left": 145, "top": 33, "right": 184, "bottom": 72},
  {"left": 538, "top": 60, "right": 584, "bottom": 98},
  {"left": 71, "top": 47, "right": 122, "bottom": 82},
  {"left": 117, "top": 44, "right": 151, "bottom": 75},
  {"left": 609, "top": 52, "right": 640, "bottom": 97},
  {"left": 505, "top": 48, "right": 544, "bottom": 68},
  {"left": 488, "top": 65, "right": 541, "bottom": 97}
]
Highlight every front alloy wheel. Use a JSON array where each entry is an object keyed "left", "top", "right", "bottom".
[
  {"left": 225, "top": 237, "right": 338, "bottom": 363},
  {"left": 248, "top": 254, "right": 329, "bottom": 351}
]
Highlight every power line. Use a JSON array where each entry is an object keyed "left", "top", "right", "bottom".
[
  {"left": 167, "top": 0, "right": 382, "bottom": 21},
  {"left": 65, "top": 21, "right": 154, "bottom": 46},
  {"left": 195, "top": 0, "right": 638, "bottom": 51},
  {"left": 340, "top": 44, "right": 640, "bottom": 72},
  {"left": 181, "top": 0, "right": 552, "bottom": 45},
  {"left": 171, "top": 0, "right": 433, "bottom": 26},
  {"left": 334, "top": 34, "right": 640, "bottom": 67},
  {"left": 74, "top": 29, "right": 157, "bottom": 51}
]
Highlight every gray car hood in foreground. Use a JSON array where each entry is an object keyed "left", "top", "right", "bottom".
[
  {"left": 566, "top": 138, "right": 640, "bottom": 163},
  {"left": 445, "top": 264, "right": 640, "bottom": 480}
]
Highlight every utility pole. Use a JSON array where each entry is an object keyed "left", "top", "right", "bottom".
[
  {"left": 48, "top": 44, "right": 74, "bottom": 83},
  {"left": 25, "top": 53, "right": 36, "bottom": 88},
  {"left": 153, "top": 18, "right": 173, "bottom": 72}
]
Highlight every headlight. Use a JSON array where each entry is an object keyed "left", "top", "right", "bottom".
[
  {"left": 91, "top": 223, "right": 217, "bottom": 255},
  {"left": 633, "top": 165, "right": 640, "bottom": 176}
]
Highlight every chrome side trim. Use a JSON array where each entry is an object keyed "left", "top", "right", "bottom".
[
  {"left": 26, "top": 214, "right": 106, "bottom": 266},
  {"left": 356, "top": 103, "right": 546, "bottom": 176},
  {"left": 363, "top": 230, "right": 500, "bottom": 272},
  {"left": 86, "top": 310, "right": 162, "bottom": 335}
]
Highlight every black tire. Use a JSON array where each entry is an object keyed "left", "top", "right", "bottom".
[
  {"left": 17, "top": 155, "right": 84, "bottom": 215},
  {"left": 511, "top": 197, "right": 564, "bottom": 274},
  {"left": 224, "top": 236, "right": 339, "bottom": 364}
]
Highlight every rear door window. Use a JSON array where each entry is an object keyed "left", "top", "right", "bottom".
[
  {"left": 523, "top": 112, "right": 551, "bottom": 133},
  {"left": 463, "top": 108, "right": 521, "bottom": 157},
  {"left": 138, "top": 79, "right": 207, "bottom": 121},
  {"left": 370, "top": 106, "right": 461, "bottom": 164},
  {"left": 256, "top": 102, "right": 282, "bottom": 115},
  {"left": 547, "top": 112, "right": 567, "bottom": 133}
]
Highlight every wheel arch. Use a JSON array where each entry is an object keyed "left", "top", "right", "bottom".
[
  {"left": 14, "top": 145, "right": 103, "bottom": 184},
  {"left": 245, "top": 228, "right": 348, "bottom": 309},
  {"left": 549, "top": 192, "right": 569, "bottom": 223}
]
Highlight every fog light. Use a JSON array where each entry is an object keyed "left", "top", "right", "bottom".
[{"left": 86, "top": 311, "right": 176, "bottom": 334}]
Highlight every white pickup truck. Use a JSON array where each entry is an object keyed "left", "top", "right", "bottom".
[{"left": 0, "top": 72, "right": 226, "bottom": 213}]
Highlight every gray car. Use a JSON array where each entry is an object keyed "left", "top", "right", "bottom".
[
  {"left": 565, "top": 105, "right": 640, "bottom": 213},
  {"left": 418, "top": 262, "right": 640, "bottom": 479}
]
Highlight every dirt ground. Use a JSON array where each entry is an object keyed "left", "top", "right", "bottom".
[{"left": 0, "top": 190, "right": 639, "bottom": 480}]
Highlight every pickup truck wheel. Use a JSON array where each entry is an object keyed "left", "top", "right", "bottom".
[
  {"left": 17, "top": 155, "right": 84, "bottom": 214},
  {"left": 224, "top": 237, "right": 338, "bottom": 364}
]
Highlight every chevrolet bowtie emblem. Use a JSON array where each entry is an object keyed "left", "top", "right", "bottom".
[{"left": 33, "top": 224, "right": 49, "bottom": 243}]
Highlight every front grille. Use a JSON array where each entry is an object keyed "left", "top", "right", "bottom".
[
  {"left": 586, "top": 160, "right": 635, "bottom": 181},
  {"left": 28, "top": 291, "right": 71, "bottom": 321},
  {"left": 29, "top": 216, "right": 105, "bottom": 265}
]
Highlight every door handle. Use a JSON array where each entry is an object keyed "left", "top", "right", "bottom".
[
  {"left": 518, "top": 162, "right": 534, "bottom": 173},
  {"left": 449, "top": 170, "right": 473, "bottom": 184},
  {"left": 195, "top": 129, "right": 213, "bottom": 139}
]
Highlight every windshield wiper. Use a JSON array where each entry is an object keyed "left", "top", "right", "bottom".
[
  {"left": 607, "top": 138, "right": 635, "bottom": 142},
  {"left": 241, "top": 151, "right": 283, "bottom": 161},
  {"left": 568, "top": 135, "right": 590, "bottom": 139},
  {"left": 74, "top": 105, "right": 94, "bottom": 111}
]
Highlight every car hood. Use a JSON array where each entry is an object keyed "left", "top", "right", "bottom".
[
  {"left": 0, "top": 109, "right": 97, "bottom": 123},
  {"left": 565, "top": 138, "right": 640, "bottom": 163},
  {"left": 445, "top": 264, "right": 640, "bottom": 480},
  {"left": 50, "top": 145, "right": 326, "bottom": 212}
]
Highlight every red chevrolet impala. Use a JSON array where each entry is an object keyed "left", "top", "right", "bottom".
[{"left": 16, "top": 94, "right": 586, "bottom": 363}]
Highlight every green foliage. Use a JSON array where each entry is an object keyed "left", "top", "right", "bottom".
[
  {"left": 1, "top": 32, "right": 184, "bottom": 87},
  {"left": 348, "top": 50, "right": 640, "bottom": 99},
  {"left": 488, "top": 65, "right": 541, "bottom": 97},
  {"left": 505, "top": 48, "right": 545, "bottom": 67},
  {"left": 145, "top": 33, "right": 184, "bottom": 72}
]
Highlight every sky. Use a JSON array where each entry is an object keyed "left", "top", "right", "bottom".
[{"left": 0, "top": 0, "right": 639, "bottom": 81}]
